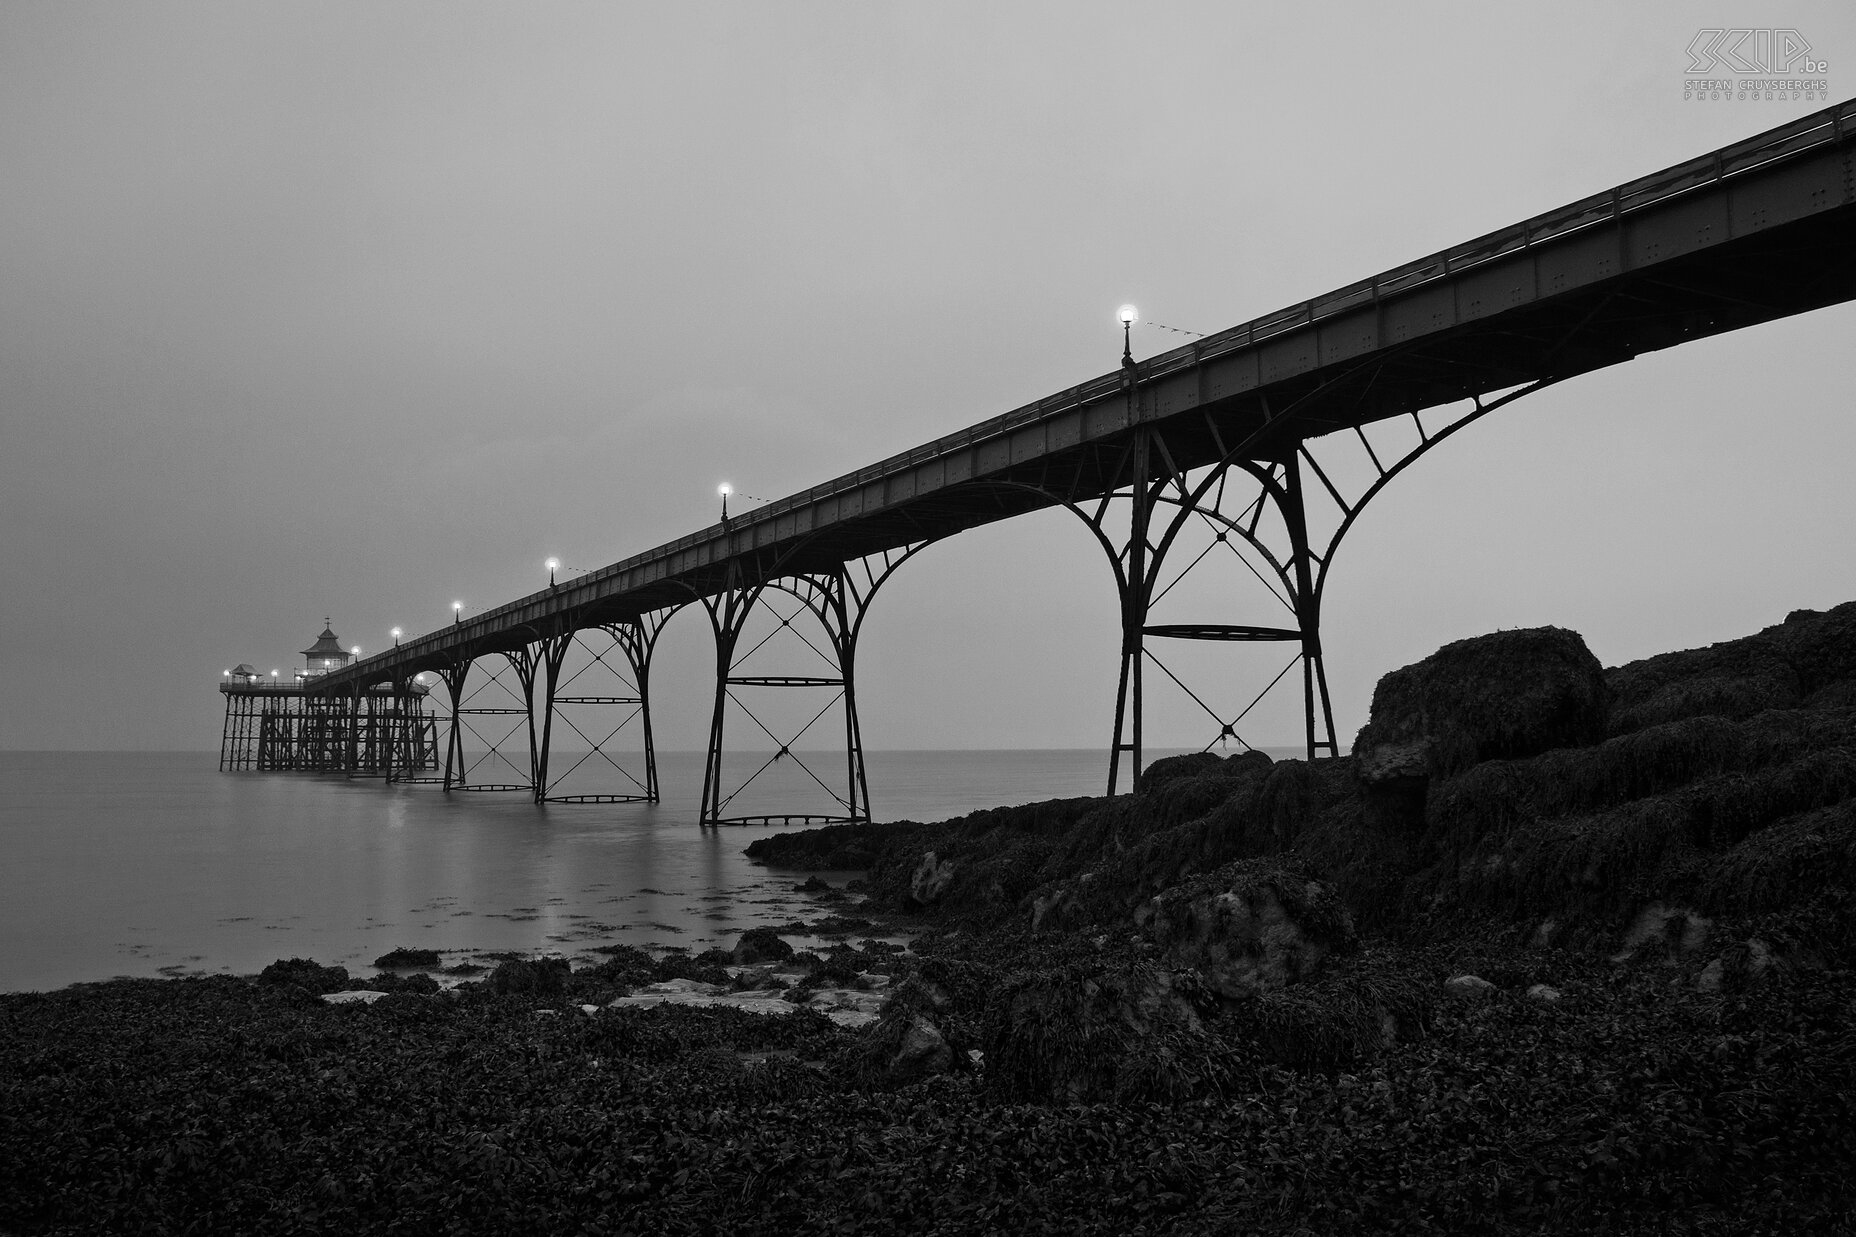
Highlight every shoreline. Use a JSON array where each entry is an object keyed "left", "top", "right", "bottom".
[{"left": 6, "top": 605, "right": 1854, "bottom": 1233}]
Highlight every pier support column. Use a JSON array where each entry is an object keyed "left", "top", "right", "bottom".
[
  {"left": 531, "top": 614, "right": 670, "bottom": 804},
  {"left": 699, "top": 545, "right": 925, "bottom": 827},
  {"left": 1076, "top": 376, "right": 1557, "bottom": 792},
  {"left": 437, "top": 661, "right": 469, "bottom": 791}
]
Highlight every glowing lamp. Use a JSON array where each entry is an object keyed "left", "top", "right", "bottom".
[
  {"left": 717, "top": 483, "right": 732, "bottom": 497},
  {"left": 1118, "top": 304, "right": 1138, "bottom": 324}
]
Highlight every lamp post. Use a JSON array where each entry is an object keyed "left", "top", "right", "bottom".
[
  {"left": 546, "top": 557, "right": 560, "bottom": 587},
  {"left": 1118, "top": 304, "right": 1138, "bottom": 369},
  {"left": 453, "top": 601, "right": 463, "bottom": 625},
  {"left": 717, "top": 482, "right": 732, "bottom": 523},
  {"left": 391, "top": 627, "right": 401, "bottom": 648}
]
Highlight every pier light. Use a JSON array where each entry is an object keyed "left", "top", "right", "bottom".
[
  {"left": 270, "top": 669, "right": 279, "bottom": 680},
  {"left": 1118, "top": 304, "right": 1138, "bottom": 366},
  {"left": 222, "top": 669, "right": 230, "bottom": 677},
  {"left": 391, "top": 627, "right": 402, "bottom": 646},
  {"left": 546, "top": 557, "right": 560, "bottom": 586},
  {"left": 452, "top": 601, "right": 463, "bottom": 624},
  {"left": 351, "top": 646, "right": 361, "bottom": 658},
  {"left": 718, "top": 482, "right": 732, "bottom": 521}
]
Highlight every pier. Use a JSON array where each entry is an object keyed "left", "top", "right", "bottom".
[{"left": 230, "top": 101, "right": 1856, "bottom": 824}]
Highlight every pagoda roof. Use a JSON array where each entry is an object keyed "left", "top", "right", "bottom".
[{"left": 301, "top": 619, "right": 347, "bottom": 659}]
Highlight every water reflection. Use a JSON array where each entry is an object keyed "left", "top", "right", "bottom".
[{"left": 0, "top": 747, "right": 1247, "bottom": 992}]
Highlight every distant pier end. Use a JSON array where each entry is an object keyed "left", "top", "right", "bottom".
[{"left": 218, "top": 620, "right": 439, "bottom": 777}]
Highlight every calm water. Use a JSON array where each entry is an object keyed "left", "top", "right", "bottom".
[{"left": 0, "top": 747, "right": 1273, "bottom": 994}]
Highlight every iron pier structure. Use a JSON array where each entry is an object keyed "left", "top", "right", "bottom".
[
  {"left": 219, "top": 676, "right": 438, "bottom": 776},
  {"left": 277, "top": 101, "right": 1856, "bottom": 824}
]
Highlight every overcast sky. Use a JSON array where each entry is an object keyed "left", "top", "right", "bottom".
[{"left": 3, "top": 2, "right": 1853, "bottom": 753}]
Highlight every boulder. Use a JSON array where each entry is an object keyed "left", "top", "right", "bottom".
[
  {"left": 1610, "top": 903, "right": 1712, "bottom": 966},
  {"left": 909, "top": 851, "right": 958, "bottom": 906},
  {"left": 1137, "top": 862, "right": 1356, "bottom": 999},
  {"left": 981, "top": 962, "right": 1234, "bottom": 1103},
  {"left": 1525, "top": 983, "right": 1563, "bottom": 1004},
  {"left": 258, "top": 958, "right": 351, "bottom": 995},
  {"left": 1445, "top": 974, "right": 1498, "bottom": 999},
  {"left": 1696, "top": 938, "right": 1773, "bottom": 993},
  {"left": 1353, "top": 626, "right": 1610, "bottom": 785},
  {"left": 372, "top": 947, "right": 442, "bottom": 970},
  {"left": 731, "top": 927, "right": 795, "bottom": 965},
  {"left": 1140, "top": 751, "right": 1227, "bottom": 787},
  {"left": 488, "top": 957, "right": 570, "bottom": 997},
  {"left": 889, "top": 1014, "right": 955, "bottom": 1081}
]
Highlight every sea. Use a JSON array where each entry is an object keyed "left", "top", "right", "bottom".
[{"left": 0, "top": 747, "right": 1294, "bottom": 994}]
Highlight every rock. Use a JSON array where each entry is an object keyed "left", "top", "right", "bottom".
[
  {"left": 1139, "top": 863, "right": 1356, "bottom": 999},
  {"left": 1353, "top": 626, "right": 1610, "bottom": 784},
  {"left": 639, "top": 978, "right": 727, "bottom": 996},
  {"left": 1697, "top": 938, "right": 1774, "bottom": 992},
  {"left": 804, "top": 986, "right": 887, "bottom": 1027},
  {"left": 1143, "top": 749, "right": 1273, "bottom": 790},
  {"left": 372, "top": 947, "right": 442, "bottom": 969},
  {"left": 795, "top": 875, "right": 836, "bottom": 894},
  {"left": 910, "top": 851, "right": 958, "bottom": 905},
  {"left": 1530, "top": 919, "right": 1560, "bottom": 949},
  {"left": 1525, "top": 983, "right": 1563, "bottom": 1003},
  {"left": 258, "top": 958, "right": 351, "bottom": 995},
  {"left": 320, "top": 989, "right": 388, "bottom": 1005},
  {"left": 488, "top": 957, "right": 570, "bottom": 997},
  {"left": 1030, "top": 882, "right": 1085, "bottom": 933},
  {"left": 604, "top": 980, "right": 806, "bottom": 1019},
  {"left": 1445, "top": 974, "right": 1498, "bottom": 999},
  {"left": 1610, "top": 903, "right": 1712, "bottom": 965},
  {"left": 889, "top": 1014, "right": 954, "bottom": 1081},
  {"left": 731, "top": 928, "right": 795, "bottom": 965},
  {"left": 1354, "top": 739, "right": 1433, "bottom": 832},
  {"left": 1355, "top": 739, "right": 1432, "bottom": 785},
  {"left": 982, "top": 962, "right": 1233, "bottom": 1103}
]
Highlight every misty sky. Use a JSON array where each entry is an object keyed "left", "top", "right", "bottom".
[{"left": 3, "top": 2, "right": 1854, "bottom": 754}]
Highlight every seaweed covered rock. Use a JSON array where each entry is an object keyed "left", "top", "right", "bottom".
[
  {"left": 1140, "top": 748, "right": 1271, "bottom": 791},
  {"left": 257, "top": 958, "right": 351, "bottom": 995},
  {"left": 1354, "top": 626, "right": 1609, "bottom": 786},
  {"left": 981, "top": 961, "right": 1236, "bottom": 1103},
  {"left": 1606, "top": 601, "right": 1856, "bottom": 734},
  {"left": 1137, "top": 861, "right": 1356, "bottom": 998},
  {"left": 487, "top": 957, "right": 569, "bottom": 997},
  {"left": 909, "top": 851, "right": 958, "bottom": 905},
  {"left": 372, "top": 947, "right": 441, "bottom": 970},
  {"left": 839, "top": 991, "right": 970, "bottom": 1087},
  {"left": 744, "top": 821, "right": 905, "bottom": 870},
  {"left": 730, "top": 928, "right": 793, "bottom": 965},
  {"left": 1221, "top": 959, "right": 1433, "bottom": 1067}
]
